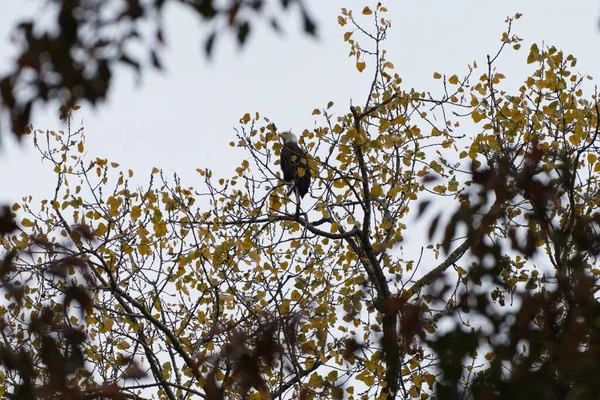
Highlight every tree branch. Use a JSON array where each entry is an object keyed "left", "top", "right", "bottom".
[
  {"left": 270, "top": 358, "right": 325, "bottom": 399},
  {"left": 408, "top": 238, "right": 471, "bottom": 296}
]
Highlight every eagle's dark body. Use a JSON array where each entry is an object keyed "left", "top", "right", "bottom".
[{"left": 280, "top": 131, "right": 311, "bottom": 199}]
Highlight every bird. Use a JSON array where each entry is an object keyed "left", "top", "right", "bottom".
[{"left": 279, "top": 130, "right": 311, "bottom": 206}]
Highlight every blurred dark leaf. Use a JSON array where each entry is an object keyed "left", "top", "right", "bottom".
[
  {"left": 428, "top": 213, "right": 440, "bottom": 241},
  {"left": 0, "top": 207, "right": 18, "bottom": 235},
  {"left": 119, "top": 54, "right": 141, "bottom": 74},
  {"left": 156, "top": 28, "right": 164, "bottom": 44},
  {"left": 194, "top": 1, "right": 217, "bottom": 18},
  {"left": 270, "top": 17, "right": 281, "bottom": 33},
  {"left": 342, "top": 337, "right": 361, "bottom": 360},
  {"left": 205, "top": 32, "right": 217, "bottom": 57},
  {"left": 0, "top": 250, "right": 15, "bottom": 278},
  {"left": 151, "top": 50, "right": 162, "bottom": 70},
  {"left": 122, "top": 358, "right": 146, "bottom": 380},
  {"left": 237, "top": 21, "right": 251, "bottom": 46},
  {"left": 302, "top": 9, "right": 316, "bottom": 36},
  {"left": 0, "top": 77, "right": 15, "bottom": 109},
  {"left": 417, "top": 200, "right": 430, "bottom": 219},
  {"left": 228, "top": 4, "right": 240, "bottom": 26},
  {"left": 72, "top": 223, "right": 94, "bottom": 240},
  {"left": 64, "top": 285, "right": 93, "bottom": 315},
  {"left": 6, "top": 283, "right": 24, "bottom": 303},
  {"left": 204, "top": 363, "right": 225, "bottom": 400},
  {"left": 86, "top": 383, "right": 124, "bottom": 399},
  {"left": 11, "top": 101, "right": 32, "bottom": 138}
]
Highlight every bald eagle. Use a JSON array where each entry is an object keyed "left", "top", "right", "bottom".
[{"left": 279, "top": 131, "right": 311, "bottom": 202}]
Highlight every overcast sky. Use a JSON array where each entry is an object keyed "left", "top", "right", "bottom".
[{"left": 1, "top": 0, "right": 599, "bottom": 206}]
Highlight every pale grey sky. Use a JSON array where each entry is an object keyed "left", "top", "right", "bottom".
[{"left": 1, "top": 1, "right": 599, "bottom": 205}]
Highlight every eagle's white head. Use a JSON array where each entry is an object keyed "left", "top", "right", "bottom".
[{"left": 279, "top": 131, "right": 299, "bottom": 144}]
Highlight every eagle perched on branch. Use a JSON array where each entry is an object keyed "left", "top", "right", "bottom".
[{"left": 279, "top": 131, "right": 311, "bottom": 203}]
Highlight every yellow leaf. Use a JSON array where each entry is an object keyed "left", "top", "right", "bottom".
[
  {"left": 595, "top": 161, "right": 600, "bottom": 173},
  {"left": 99, "top": 317, "right": 114, "bottom": 333},
  {"left": 333, "top": 180, "right": 345, "bottom": 189},
  {"left": 515, "top": 12, "right": 522, "bottom": 19},
  {"left": 527, "top": 43, "right": 539, "bottom": 64},
  {"left": 433, "top": 185, "right": 446, "bottom": 194},
  {"left": 344, "top": 31, "right": 353, "bottom": 41},
  {"left": 492, "top": 73, "right": 505, "bottom": 84},
  {"left": 77, "top": 141, "right": 84, "bottom": 153},
  {"left": 117, "top": 340, "right": 130, "bottom": 350},
  {"left": 433, "top": 72, "right": 442, "bottom": 79},
  {"left": 107, "top": 196, "right": 122, "bottom": 217},
  {"left": 430, "top": 161, "right": 442, "bottom": 173},
  {"left": 362, "top": 6, "right": 372, "bottom": 15},
  {"left": 457, "top": 266, "right": 467, "bottom": 276},
  {"left": 587, "top": 153, "right": 597, "bottom": 165},
  {"left": 371, "top": 185, "right": 383, "bottom": 197},
  {"left": 312, "top": 108, "right": 321, "bottom": 115},
  {"left": 568, "top": 135, "right": 580, "bottom": 146},
  {"left": 471, "top": 110, "right": 485, "bottom": 123},
  {"left": 356, "top": 62, "right": 366, "bottom": 72},
  {"left": 448, "top": 75, "right": 459, "bottom": 85},
  {"left": 248, "top": 250, "right": 260, "bottom": 262},
  {"left": 291, "top": 290, "right": 301, "bottom": 301},
  {"left": 154, "top": 221, "right": 168, "bottom": 237},
  {"left": 424, "top": 373, "right": 435, "bottom": 388},
  {"left": 448, "top": 180, "right": 458, "bottom": 192},
  {"left": 138, "top": 243, "right": 151, "bottom": 256},
  {"left": 357, "top": 370, "right": 375, "bottom": 386},
  {"left": 330, "top": 222, "right": 339, "bottom": 233},
  {"left": 270, "top": 194, "right": 282, "bottom": 210},
  {"left": 152, "top": 167, "right": 160, "bottom": 174},
  {"left": 279, "top": 299, "right": 290, "bottom": 314},
  {"left": 131, "top": 206, "right": 141, "bottom": 220},
  {"left": 94, "top": 222, "right": 108, "bottom": 237},
  {"left": 21, "top": 218, "right": 35, "bottom": 228}
]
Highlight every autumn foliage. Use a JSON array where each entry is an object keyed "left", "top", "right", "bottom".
[{"left": 1, "top": 4, "right": 600, "bottom": 400}]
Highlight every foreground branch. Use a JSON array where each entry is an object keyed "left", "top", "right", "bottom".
[{"left": 408, "top": 238, "right": 471, "bottom": 296}]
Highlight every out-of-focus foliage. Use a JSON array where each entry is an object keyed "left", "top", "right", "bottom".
[
  {"left": 2, "top": 4, "right": 600, "bottom": 400},
  {"left": 0, "top": 0, "right": 316, "bottom": 139}
]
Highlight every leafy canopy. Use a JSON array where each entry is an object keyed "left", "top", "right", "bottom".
[{"left": 2, "top": 5, "right": 600, "bottom": 400}]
